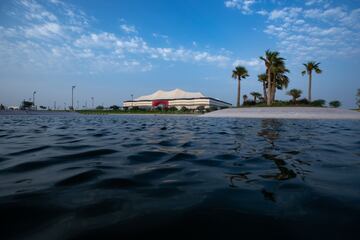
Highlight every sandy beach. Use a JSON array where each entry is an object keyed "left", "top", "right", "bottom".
[{"left": 203, "top": 107, "right": 360, "bottom": 120}]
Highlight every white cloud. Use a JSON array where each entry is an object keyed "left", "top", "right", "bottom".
[
  {"left": 25, "top": 22, "right": 62, "bottom": 39},
  {"left": 224, "top": 0, "right": 256, "bottom": 14},
  {"left": 120, "top": 24, "right": 137, "bottom": 34},
  {"left": 152, "top": 33, "right": 170, "bottom": 44},
  {"left": 256, "top": 10, "right": 268, "bottom": 16},
  {"left": 269, "top": 7, "right": 302, "bottom": 21},
  {"left": 224, "top": 0, "right": 360, "bottom": 62},
  {"left": 18, "top": 0, "right": 58, "bottom": 22},
  {"left": 305, "top": 0, "right": 327, "bottom": 6},
  {"left": 0, "top": 0, "right": 234, "bottom": 75},
  {"left": 73, "top": 31, "right": 230, "bottom": 65},
  {"left": 304, "top": 7, "right": 347, "bottom": 21},
  {"left": 233, "top": 58, "right": 262, "bottom": 69},
  {"left": 261, "top": 4, "right": 360, "bottom": 61},
  {"left": 49, "top": 0, "right": 62, "bottom": 5}
]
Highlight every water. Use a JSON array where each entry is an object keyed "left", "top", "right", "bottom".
[{"left": 0, "top": 115, "right": 359, "bottom": 239}]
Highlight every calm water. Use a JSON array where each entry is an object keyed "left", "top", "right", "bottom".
[{"left": 0, "top": 115, "right": 359, "bottom": 239}]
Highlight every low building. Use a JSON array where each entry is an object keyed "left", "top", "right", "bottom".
[
  {"left": 123, "top": 89, "right": 231, "bottom": 110},
  {"left": 8, "top": 106, "right": 19, "bottom": 110}
]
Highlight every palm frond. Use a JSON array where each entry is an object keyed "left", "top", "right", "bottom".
[{"left": 232, "top": 65, "right": 249, "bottom": 80}]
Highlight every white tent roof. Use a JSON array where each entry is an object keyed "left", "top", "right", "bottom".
[{"left": 135, "top": 89, "right": 206, "bottom": 101}]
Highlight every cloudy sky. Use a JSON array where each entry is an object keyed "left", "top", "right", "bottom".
[{"left": 0, "top": 0, "right": 359, "bottom": 108}]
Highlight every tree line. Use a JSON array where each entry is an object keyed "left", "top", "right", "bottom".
[{"left": 232, "top": 50, "right": 345, "bottom": 108}]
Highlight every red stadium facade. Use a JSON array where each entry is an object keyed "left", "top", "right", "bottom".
[
  {"left": 123, "top": 89, "right": 232, "bottom": 110},
  {"left": 152, "top": 100, "right": 169, "bottom": 108}
]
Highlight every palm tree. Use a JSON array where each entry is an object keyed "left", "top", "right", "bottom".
[
  {"left": 232, "top": 66, "right": 249, "bottom": 107},
  {"left": 272, "top": 71, "right": 290, "bottom": 102},
  {"left": 250, "top": 92, "right": 262, "bottom": 103},
  {"left": 302, "top": 61, "right": 322, "bottom": 102},
  {"left": 243, "top": 94, "right": 248, "bottom": 104},
  {"left": 258, "top": 73, "right": 267, "bottom": 102},
  {"left": 287, "top": 89, "right": 302, "bottom": 104},
  {"left": 260, "top": 50, "right": 286, "bottom": 105}
]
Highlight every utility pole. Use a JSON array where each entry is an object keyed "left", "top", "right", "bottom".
[
  {"left": 131, "top": 94, "right": 133, "bottom": 108},
  {"left": 33, "top": 91, "right": 36, "bottom": 110},
  {"left": 71, "top": 86, "right": 76, "bottom": 110}
]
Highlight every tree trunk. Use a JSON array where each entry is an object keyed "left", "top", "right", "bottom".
[
  {"left": 267, "top": 70, "right": 272, "bottom": 106},
  {"left": 236, "top": 78, "right": 241, "bottom": 107},
  {"left": 308, "top": 72, "right": 312, "bottom": 102},
  {"left": 263, "top": 81, "right": 267, "bottom": 103},
  {"left": 271, "top": 85, "right": 276, "bottom": 102}
]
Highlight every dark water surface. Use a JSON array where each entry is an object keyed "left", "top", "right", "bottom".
[{"left": 0, "top": 115, "right": 359, "bottom": 239}]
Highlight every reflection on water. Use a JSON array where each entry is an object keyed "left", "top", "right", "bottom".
[
  {"left": 259, "top": 119, "right": 297, "bottom": 181},
  {"left": 0, "top": 115, "right": 360, "bottom": 239},
  {"left": 228, "top": 119, "right": 297, "bottom": 202}
]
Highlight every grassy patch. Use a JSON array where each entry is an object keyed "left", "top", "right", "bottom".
[
  {"left": 76, "top": 109, "right": 201, "bottom": 115},
  {"left": 241, "top": 99, "right": 327, "bottom": 108}
]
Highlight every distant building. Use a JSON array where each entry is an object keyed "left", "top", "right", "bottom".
[
  {"left": 8, "top": 106, "right": 19, "bottom": 110},
  {"left": 123, "top": 89, "right": 231, "bottom": 110}
]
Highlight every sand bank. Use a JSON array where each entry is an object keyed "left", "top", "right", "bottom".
[{"left": 203, "top": 107, "right": 360, "bottom": 120}]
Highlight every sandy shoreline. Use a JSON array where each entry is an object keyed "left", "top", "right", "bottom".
[
  {"left": 2, "top": 108, "right": 360, "bottom": 120},
  {"left": 203, "top": 107, "right": 360, "bottom": 120}
]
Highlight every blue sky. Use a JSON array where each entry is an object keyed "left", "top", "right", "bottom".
[{"left": 0, "top": 0, "right": 359, "bottom": 108}]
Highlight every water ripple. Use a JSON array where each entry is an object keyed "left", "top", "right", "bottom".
[
  {"left": 55, "top": 169, "right": 104, "bottom": 187},
  {"left": 0, "top": 115, "right": 359, "bottom": 239}
]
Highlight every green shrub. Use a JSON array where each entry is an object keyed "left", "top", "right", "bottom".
[
  {"left": 196, "top": 106, "right": 205, "bottom": 113},
  {"left": 243, "top": 100, "right": 256, "bottom": 106},
  {"left": 180, "top": 106, "right": 188, "bottom": 112},
  {"left": 297, "top": 98, "right": 310, "bottom": 104},
  {"left": 109, "top": 105, "right": 120, "bottom": 110},
  {"left": 329, "top": 100, "right": 341, "bottom": 108},
  {"left": 311, "top": 99, "right": 326, "bottom": 107},
  {"left": 168, "top": 106, "right": 178, "bottom": 112},
  {"left": 20, "top": 100, "right": 33, "bottom": 110}
]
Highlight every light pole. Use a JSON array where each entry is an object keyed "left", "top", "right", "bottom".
[
  {"left": 33, "top": 91, "right": 36, "bottom": 110},
  {"left": 91, "top": 97, "right": 94, "bottom": 109},
  {"left": 131, "top": 94, "right": 133, "bottom": 108},
  {"left": 71, "top": 86, "right": 76, "bottom": 110}
]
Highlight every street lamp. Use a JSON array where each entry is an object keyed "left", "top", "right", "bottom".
[
  {"left": 71, "top": 86, "right": 76, "bottom": 111},
  {"left": 33, "top": 91, "right": 36, "bottom": 110},
  {"left": 131, "top": 94, "right": 133, "bottom": 108}
]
